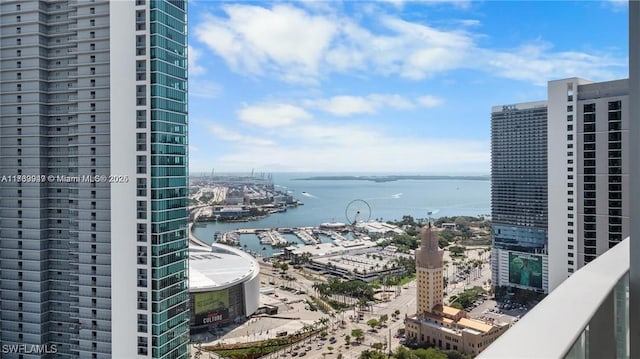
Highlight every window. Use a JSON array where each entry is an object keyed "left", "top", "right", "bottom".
[
  {"left": 567, "top": 105, "right": 573, "bottom": 112},
  {"left": 608, "top": 100, "right": 621, "bottom": 111},
  {"left": 609, "top": 111, "right": 621, "bottom": 121},
  {"left": 609, "top": 132, "right": 621, "bottom": 141}
]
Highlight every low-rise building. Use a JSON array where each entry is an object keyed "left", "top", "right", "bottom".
[{"left": 285, "top": 240, "right": 411, "bottom": 282}]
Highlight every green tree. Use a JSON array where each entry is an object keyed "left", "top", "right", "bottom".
[
  {"left": 379, "top": 314, "right": 389, "bottom": 326},
  {"left": 360, "top": 350, "right": 386, "bottom": 359},
  {"left": 351, "top": 328, "right": 365, "bottom": 343},
  {"left": 438, "top": 229, "right": 455, "bottom": 242},
  {"left": 367, "top": 318, "right": 379, "bottom": 330},
  {"left": 280, "top": 262, "right": 289, "bottom": 273},
  {"left": 413, "top": 348, "right": 448, "bottom": 359},
  {"left": 344, "top": 335, "right": 351, "bottom": 346}
]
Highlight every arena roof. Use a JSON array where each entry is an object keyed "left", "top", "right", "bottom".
[{"left": 189, "top": 240, "right": 260, "bottom": 293}]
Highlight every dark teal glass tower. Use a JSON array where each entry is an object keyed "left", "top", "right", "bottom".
[{"left": 149, "top": 0, "right": 190, "bottom": 358}]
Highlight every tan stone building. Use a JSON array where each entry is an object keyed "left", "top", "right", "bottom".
[{"left": 405, "top": 225, "right": 509, "bottom": 356}]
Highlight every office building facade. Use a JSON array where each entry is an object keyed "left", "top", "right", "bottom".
[
  {"left": 0, "top": 1, "right": 189, "bottom": 358},
  {"left": 548, "top": 78, "right": 630, "bottom": 291},
  {"left": 490, "top": 101, "right": 549, "bottom": 293}
]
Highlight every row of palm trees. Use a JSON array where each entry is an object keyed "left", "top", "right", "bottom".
[{"left": 311, "top": 278, "right": 375, "bottom": 302}]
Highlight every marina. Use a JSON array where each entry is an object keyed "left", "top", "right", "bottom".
[
  {"left": 206, "top": 226, "right": 370, "bottom": 258},
  {"left": 257, "top": 230, "right": 289, "bottom": 246}
]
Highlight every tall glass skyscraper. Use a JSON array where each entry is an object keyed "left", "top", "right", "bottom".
[
  {"left": 491, "top": 102, "right": 549, "bottom": 294},
  {"left": 0, "top": 1, "right": 189, "bottom": 358}
]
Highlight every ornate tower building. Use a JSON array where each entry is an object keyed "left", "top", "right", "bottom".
[{"left": 415, "top": 223, "right": 444, "bottom": 316}]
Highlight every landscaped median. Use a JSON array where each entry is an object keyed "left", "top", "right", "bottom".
[{"left": 201, "top": 327, "right": 325, "bottom": 359}]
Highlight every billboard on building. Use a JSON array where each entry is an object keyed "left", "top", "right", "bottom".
[
  {"left": 194, "top": 289, "right": 229, "bottom": 315},
  {"left": 194, "top": 308, "right": 230, "bottom": 326},
  {"left": 508, "top": 253, "right": 543, "bottom": 289}
]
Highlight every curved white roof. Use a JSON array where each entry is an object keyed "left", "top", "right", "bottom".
[{"left": 189, "top": 240, "right": 260, "bottom": 293}]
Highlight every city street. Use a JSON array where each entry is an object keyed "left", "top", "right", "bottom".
[{"left": 193, "top": 245, "right": 503, "bottom": 359}]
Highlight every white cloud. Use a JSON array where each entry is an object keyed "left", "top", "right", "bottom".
[
  {"left": 198, "top": 122, "right": 488, "bottom": 173},
  {"left": 604, "top": 0, "right": 627, "bottom": 11},
  {"left": 483, "top": 43, "right": 626, "bottom": 86},
  {"left": 303, "top": 93, "right": 442, "bottom": 116},
  {"left": 237, "top": 103, "right": 312, "bottom": 128},
  {"left": 417, "top": 95, "right": 445, "bottom": 108},
  {"left": 377, "top": 0, "right": 406, "bottom": 9},
  {"left": 208, "top": 124, "right": 275, "bottom": 146},
  {"left": 195, "top": 4, "right": 337, "bottom": 83},
  {"left": 188, "top": 45, "right": 206, "bottom": 76},
  {"left": 189, "top": 79, "right": 222, "bottom": 99},
  {"left": 304, "top": 96, "right": 377, "bottom": 116},
  {"left": 368, "top": 94, "right": 415, "bottom": 110},
  {"left": 193, "top": 3, "right": 626, "bottom": 86},
  {"left": 456, "top": 19, "right": 481, "bottom": 27}
]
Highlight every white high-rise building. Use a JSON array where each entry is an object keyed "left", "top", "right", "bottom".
[
  {"left": 548, "top": 78, "right": 630, "bottom": 291},
  {"left": 0, "top": 1, "right": 190, "bottom": 358}
]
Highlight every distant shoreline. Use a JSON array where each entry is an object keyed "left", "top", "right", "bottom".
[{"left": 293, "top": 175, "right": 490, "bottom": 182}]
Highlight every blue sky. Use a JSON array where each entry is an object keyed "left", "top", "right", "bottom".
[{"left": 187, "top": 0, "right": 628, "bottom": 174}]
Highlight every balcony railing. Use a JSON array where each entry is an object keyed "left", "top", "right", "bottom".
[{"left": 479, "top": 238, "right": 629, "bottom": 359}]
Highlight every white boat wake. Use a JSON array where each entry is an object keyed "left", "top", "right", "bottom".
[
  {"left": 391, "top": 193, "right": 403, "bottom": 199},
  {"left": 300, "top": 192, "right": 317, "bottom": 198}
]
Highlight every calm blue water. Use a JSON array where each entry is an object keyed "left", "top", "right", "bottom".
[{"left": 192, "top": 173, "right": 490, "bottom": 246}]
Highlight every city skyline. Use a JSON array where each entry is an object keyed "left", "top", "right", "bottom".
[{"left": 187, "top": 0, "right": 628, "bottom": 173}]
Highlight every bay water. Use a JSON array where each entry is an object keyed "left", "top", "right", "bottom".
[{"left": 192, "top": 173, "right": 490, "bottom": 251}]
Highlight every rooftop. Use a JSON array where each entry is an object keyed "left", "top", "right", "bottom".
[
  {"left": 286, "top": 239, "right": 378, "bottom": 257},
  {"left": 457, "top": 317, "right": 494, "bottom": 333},
  {"left": 433, "top": 304, "right": 463, "bottom": 318},
  {"left": 189, "top": 241, "right": 260, "bottom": 293}
]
